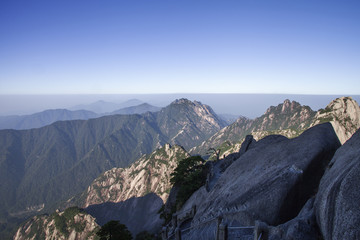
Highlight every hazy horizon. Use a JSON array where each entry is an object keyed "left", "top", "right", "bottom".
[{"left": 1, "top": 93, "right": 359, "bottom": 119}]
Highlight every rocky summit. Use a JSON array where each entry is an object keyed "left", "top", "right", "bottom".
[
  {"left": 310, "top": 96, "right": 360, "bottom": 144},
  {"left": 14, "top": 207, "right": 99, "bottom": 240}
]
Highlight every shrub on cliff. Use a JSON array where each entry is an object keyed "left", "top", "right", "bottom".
[
  {"left": 96, "top": 220, "right": 132, "bottom": 240},
  {"left": 170, "top": 156, "right": 207, "bottom": 209}
]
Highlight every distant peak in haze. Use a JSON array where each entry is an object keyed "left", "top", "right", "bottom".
[
  {"left": 109, "top": 103, "right": 160, "bottom": 115},
  {"left": 70, "top": 99, "right": 144, "bottom": 114},
  {"left": 171, "top": 98, "right": 195, "bottom": 105}
]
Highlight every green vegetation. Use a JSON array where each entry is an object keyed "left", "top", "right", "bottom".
[
  {"left": 54, "top": 214, "right": 68, "bottom": 236},
  {"left": 170, "top": 156, "right": 207, "bottom": 209},
  {"left": 159, "top": 156, "right": 207, "bottom": 224},
  {"left": 96, "top": 220, "right": 132, "bottom": 240},
  {"left": 52, "top": 207, "right": 86, "bottom": 237},
  {"left": 319, "top": 107, "right": 332, "bottom": 114},
  {"left": 318, "top": 117, "right": 333, "bottom": 124},
  {"left": 208, "top": 141, "right": 233, "bottom": 160},
  {"left": 26, "top": 218, "right": 46, "bottom": 240}
]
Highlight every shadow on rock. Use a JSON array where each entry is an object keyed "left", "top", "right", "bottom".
[{"left": 85, "top": 193, "right": 163, "bottom": 236}]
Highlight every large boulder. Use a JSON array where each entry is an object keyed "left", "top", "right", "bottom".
[
  {"left": 178, "top": 123, "right": 340, "bottom": 239},
  {"left": 315, "top": 128, "right": 360, "bottom": 240},
  {"left": 267, "top": 198, "right": 320, "bottom": 240}
]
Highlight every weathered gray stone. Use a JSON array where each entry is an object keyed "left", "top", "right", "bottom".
[
  {"left": 239, "top": 135, "right": 256, "bottom": 156},
  {"left": 315, "top": 128, "right": 360, "bottom": 240},
  {"left": 179, "top": 123, "right": 340, "bottom": 239},
  {"left": 248, "top": 134, "right": 287, "bottom": 151},
  {"left": 268, "top": 198, "right": 320, "bottom": 240}
]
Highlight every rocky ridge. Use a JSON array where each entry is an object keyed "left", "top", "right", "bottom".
[
  {"left": 14, "top": 207, "right": 98, "bottom": 240},
  {"left": 310, "top": 96, "right": 360, "bottom": 144},
  {"left": 194, "top": 97, "right": 360, "bottom": 158},
  {"left": 190, "top": 99, "right": 315, "bottom": 156},
  {"left": 79, "top": 144, "right": 189, "bottom": 207}
]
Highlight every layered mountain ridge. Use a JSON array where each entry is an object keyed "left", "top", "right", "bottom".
[
  {"left": 0, "top": 99, "right": 224, "bottom": 237},
  {"left": 0, "top": 103, "right": 161, "bottom": 130}
]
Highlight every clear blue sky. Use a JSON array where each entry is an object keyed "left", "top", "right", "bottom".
[{"left": 0, "top": 0, "right": 359, "bottom": 95}]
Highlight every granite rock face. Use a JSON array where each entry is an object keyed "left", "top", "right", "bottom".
[
  {"left": 14, "top": 207, "right": 99, "bottom": 240},
  {"left": 177, "top": 123, "right": 340, "bottom": 239},
  {"left": 267, "top": 198, "right": 320, "bottom": 240},
  {"left": 315, "top": 128, "right": 360, "bottom": 240},
  {"left": 311, "top": 96, "right": 360, "bottom": 144},
  {"left": 78, "top": 144, "right": 189, "bottom": 208},
  {"left": 190, "top": 99, "right": 315, "bottom": 156}
]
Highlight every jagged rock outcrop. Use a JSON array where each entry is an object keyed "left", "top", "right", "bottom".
[
  {"left": 171, "top": 123, "right": 340, "bottom": 239},
  {"left": 157, "top": 99, "right": 227, "bottom": 150},
  {"left": 14, "top": 207, "right": 98, "bottom": 240},
  {"left": 315, "top": 128, "right": 360, "bottom": 240},
  {"left": 190, "top": 99, "right": 315, "bottom": 155},
  {"left": 311, "top": 96, "right": 360, "bottom": 144},
  {"left": 193, "top": 97, "right": 360, "bottom": 161},
  {"left": 258, "top": 99, "right": 314, "bottom": 131},
  {"left": 78, "top": 144, "right": 189, "bottom": 208}
]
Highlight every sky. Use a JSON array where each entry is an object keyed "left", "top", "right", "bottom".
[{"left": 0, "top": 0, "right": 359, "bottom": 95}]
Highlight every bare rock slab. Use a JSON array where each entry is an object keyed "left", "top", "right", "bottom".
[{"left": 315, "top": 128, "right": 360, "bottom": 240}]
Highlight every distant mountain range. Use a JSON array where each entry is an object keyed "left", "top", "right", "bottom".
[
  {"left": 69, "top": 99, "right": 144, "bottom": 113},
  {"left": 0, "top": 102, "right": 161, "bottom": 130},
  {"left": 0, "top": 98, "right": 225, "bottom": 238},
  {"left": 109, "top": 103, "right": 161, "bottom": 115}
]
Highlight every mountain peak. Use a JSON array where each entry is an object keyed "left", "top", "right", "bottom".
[
  {"left": 311, "top": 96, "right": 360, "bottom": 144},
  {"left": 158, "top": 99, "right": 227, "bottom": 149},
  {"left": 265, "top": 99, "right": 302, "bottom": 115},
  {"left": 171, "top": 98, "right": 196, "bottom": 105}
]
